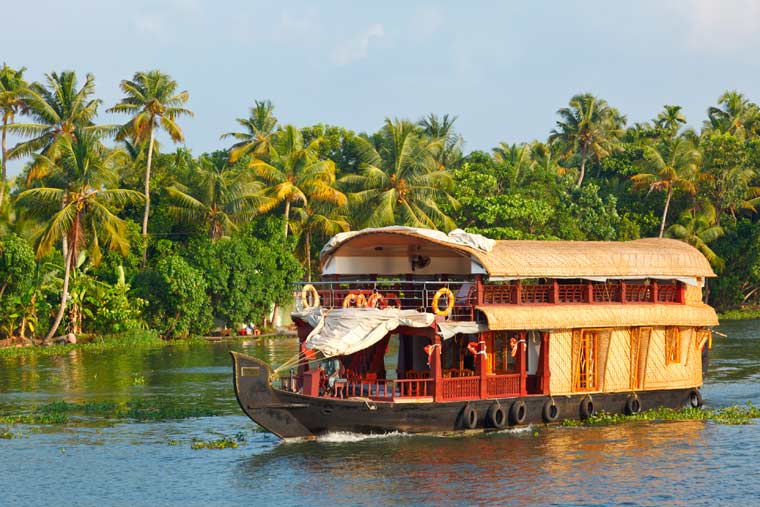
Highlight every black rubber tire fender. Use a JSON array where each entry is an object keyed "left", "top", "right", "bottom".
[
  {"left": 625, "top": 395, "right": 641, "bottom": 415},
  {"left": 460, "top": 405, "right": 478, "bottom": 429},
  {"left": 487, "top": 404, "right": 507, "bottom": 429},
  {"left": 579, "top": 395, "right": 594, "bottom": 419},
  {"left": 542, "top": 399, "right": 560, "bottom": 423},
  {"left": 689, "top": 389, "right": 703, "bottom": 408},
  {"left": 509, "top": 400, "right": 527, "bottom": 425}
]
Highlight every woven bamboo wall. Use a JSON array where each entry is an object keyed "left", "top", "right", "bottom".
[
  {"left": 549, "top": 331, "right": 574, "bottom": 394},
  {"left": 641, "top": 327, "right": 700, "bottom": 390},
  {"left": 684, "top": 282, "right": 704, "bottom": 304},
  {"left": 602, "top": 329, "right": 632, "bottom": 392},
  {"left": 547, "top": 326, "right": 703, "bottom": 396}
]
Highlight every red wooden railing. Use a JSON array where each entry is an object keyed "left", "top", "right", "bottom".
[
  {"left": 657, "top": 282, "right": 679, "bottom": 303},
  {"left": 521, "top": 284, "right": 552, "bottom": 304},
  {"left": 558, "top": 283, "right": 587, "bottom": 303},
  {"left": 486, "top": 374, "right": 521, "bottom": 398},
  {"left": 625, "top": 283, "right": 652, "bottom": 303},
  {"left": 482, "top": 284, "right": 515, "bottom": 304},
  {"left": 593, "top": 282, "right": 621, "bottom": 303},
  {"left": 441, "top": 376, "right": 480, "bottom": 401},
  {"left": 338, "top": 379, "right": 433, "bottom": 400}
]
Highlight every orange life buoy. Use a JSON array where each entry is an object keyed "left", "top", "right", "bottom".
[
  {"left": 367, "top": 292, "right": 384, "bottom": 308},
  {"left": 467, "top": 341, "right": 480, "bottom": 356},
  {"left": 301, "top": 342, "right": 316, "bottom": 360},
  {"left": 423, "top": 343, "right": 439, "bottom": 366},
  {"left": 432, "top": 287, "right": 455, "bottom": 316},
  {"left": 342, "top": 293, "right": 357, "bottom": 308},
  {"left": 510, "top": 337, "right": 518, "bottom": 358},
  {"left": 300, "top": 284, "right": 320, "bottom": 309},
  {"left": 355, "top": 293, "right": 368, "bottom": 308}
]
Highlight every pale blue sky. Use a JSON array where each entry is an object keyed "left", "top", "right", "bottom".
[{"left": 3, "top": 0, "right": 760, "bottom": 176}]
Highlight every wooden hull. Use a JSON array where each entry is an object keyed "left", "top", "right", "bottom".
[{"left": 231, "top": 352, "right": 701, "bottom": 440}]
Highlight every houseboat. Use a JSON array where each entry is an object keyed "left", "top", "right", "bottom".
[{"left": 232, "top": 226, "right": 718, "bottom": 439}]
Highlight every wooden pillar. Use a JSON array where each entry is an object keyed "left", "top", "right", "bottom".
[
  {"left": 515, "top": 280, "right": 523, "bottom": 305},
  {"left": 552, "top": 279, "right": 559, "bottom": 304},
  {"left": 519, "top": 332, "right": 528, "bottom": 395},
  {"left": 620, "top": 281, "right": 627, "bottom": 304},
  {"left": 295, "top": 320, "right": 312, "bottom": 374},
  {"left": 476, "top": 275, "right": 484, "bottom": 306},
  {"left": 477, "top": 337, "right": 488, "bottom": 399},
  {"left": 432, "top": 334, "right": 443, "bottom": 401},
  {"left": 541, "top": 332, "right": 551, "bottom": 394},
  {"left": 652, "top": 280, "right": 659, "bottom": 303},
  {"left": 586, "top": 281, "right": 594, "bottom": 304},
  {"left": 677, "top": 282, "right": 685, "bottom": 304}
]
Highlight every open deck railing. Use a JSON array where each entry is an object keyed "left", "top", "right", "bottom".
[
  {"left": 440, "top": 376, "right": 480, "bottom": 401},
  {"left": 293, "top": 278, "right": 683, "bottom": 321},
  {"left": 293, "top": 280, "right": 477, "bottom": 320},
  {"left": 486, "top": 374, "right": 521, "bottom": 398}
]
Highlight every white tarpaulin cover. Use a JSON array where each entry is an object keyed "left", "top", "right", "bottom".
[
  {"left": 438, "top": 321, "right": 487, "bottom": 339},
  {"left": 320, "top": 226, "right": 495, "bottom": 257},
  {"left": 298, "top": 307, "right": 435, "bottom": 357}
]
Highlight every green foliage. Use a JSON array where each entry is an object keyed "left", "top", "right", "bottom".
[
  {"left": 191, "top": 437, "right": 239, "bottom": 450},
  {"left": 136, "top": 255, "right": 213, "bottom": 337},
  {"left": 183, "top": 227, "right": 302, "bottom": 326}
]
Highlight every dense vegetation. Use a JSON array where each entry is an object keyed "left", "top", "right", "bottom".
[{"left": 2, "top": 64, "right": 759, "bottom": 343}]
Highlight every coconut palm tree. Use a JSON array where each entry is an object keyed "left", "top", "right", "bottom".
[
  {"left": 166, "top": 151, "right": 261, "bottom": 241},
  {"left": 0, "top": 64, "right": 29, "bottom": 207},
  {"left": 492, "top": 142, "right": 534, "bottom": 188},
  {"left": 655, "top": 105, "right": 687, "bottom": 138},
  {"left": 666, "top": 203, "right": 725, "bottom": 271},
  {"left": 6, "top": 71, "right": 106, "bottom": 180},
  {"left": 705, "top": 91, "right": 760, "bottom": 140},
  {"left": 342, "top": 119, "right": 457, "bottom": 230},
  {"left": 250, "top": 125, "right": 346, "bottom": 239},
  {"left": 631, "top": 136, "right": 700, "bottom": 238},
  {"left": 549, "top": 94, "right": 626, "bottom": 186},
  {"left": 418, "top": 113, "right": 463, "bottom": 171},
  {"left": 221, "top": 100, "right": 278, "bottom": 163},
  {"left": 291, "top": 203, "right": 349, "bottom": 281},
  {"left": 107, "top": 70, "right": 193, "bottom": 243},
  {"left": 15, "top": 130, "right": 143, "bottom": 342}
]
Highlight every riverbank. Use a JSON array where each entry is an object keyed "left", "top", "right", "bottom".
[{"left": 719, "top": 307, "right": 760, "bottom": 321}]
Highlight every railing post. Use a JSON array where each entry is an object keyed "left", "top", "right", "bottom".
[
  {"left": 586, "top": 281, "right": 594, "bottom": 304},
  {"left": 620, "top": 281, "right": 627, "bottom": 304},
  {"left": 652, "top": 279, "right": 659, "bottom": 303},
  {"left": 515, "top": 280, "right": 522, "bottom": 305},
  {"left": 477, "top": 339, "right": 488, "bottom": 399},
  {"left": 432, "top": 335, "right": 443, "bottom": 401},
  {"left": 519, "top": 332, "right": 527, "bottom": 396},
  {"left": 677, "top": 282, "right": 685, "bottom": 304},
  {"left": 476, "top": 275, "right": 484, "bottom": 306},
  {"left": 552, "top": 279, "right": 559, "bottom": 304}
]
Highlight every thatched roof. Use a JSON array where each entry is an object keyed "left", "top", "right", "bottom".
[
  {"left": 476, "top": 303, "right": 719, "bottom": 331},
  {"left": 320, "top": 227, "right": 716, "bottom": 279}
]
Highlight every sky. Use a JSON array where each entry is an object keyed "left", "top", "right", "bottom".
[{"left": 3, "top": 0, "right": 760, "bottom": 176}]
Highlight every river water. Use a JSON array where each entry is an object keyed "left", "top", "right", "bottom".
[{"left": 1, "top": 320, "right": 759, "bottom": 507}]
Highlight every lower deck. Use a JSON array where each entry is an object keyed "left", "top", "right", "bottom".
[{"left": 284, "top": 320, "right": 711, "bottom": 404}]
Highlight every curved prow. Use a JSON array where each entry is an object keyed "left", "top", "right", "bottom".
[{"left": 231, "top": 351, "right": 314, "bottom": 439}]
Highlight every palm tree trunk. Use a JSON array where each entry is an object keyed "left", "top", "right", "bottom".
[
  {"left": 0, "top": 115, "right": 7, "bottom": 208},
  {"left": 306, "top": 229, "right": 312, "bottom": 282},
  {"left": 44, "top": 246, "right": 74, "bottom": 344},
  {"left": 659, "top": 188, "right": 673, "bottom": 238},
  {"left": 141, "top": 126, "right": 155, "bottom": 266},
  {"left": 577, "top": 150, "right": 587, "bottom": 187},
  {"left": 283, "top": 199, "right": 290, "bottom": 239}
]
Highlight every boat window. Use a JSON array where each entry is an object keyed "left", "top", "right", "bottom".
[
  {"left": 574, "top": 329, "right": 601, "bottom": 391},
  {"left": 665, "top": 327, "right": 681, "bottom": 364},
  {"left": 491, "top": 331, "right": 519, "bottom": 374}
]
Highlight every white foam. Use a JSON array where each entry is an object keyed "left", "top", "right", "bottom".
[{"left": 314, "top": 431, "right": 409, "bottom": 443}]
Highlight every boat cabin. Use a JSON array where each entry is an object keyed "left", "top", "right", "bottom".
[{"left": 284, "top": 227, "right": 718, "bottom": 406}]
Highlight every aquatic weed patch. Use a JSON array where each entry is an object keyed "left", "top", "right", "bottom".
[
  {"left": 562, "top": 403, "right": 760, "bottom": 427},
  {"left": 0, "top": 398, "right": 221, "bottom": 431},
  {"left": 0, "top": 331, "right": 207, "bottom": 360},
  {"left": 191, "top": 432, "right": 247, "bottom": 450}
]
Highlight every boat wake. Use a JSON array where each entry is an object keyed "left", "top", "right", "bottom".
[{"left": 314, "top": 431, "right": 409, "bottom": 443}]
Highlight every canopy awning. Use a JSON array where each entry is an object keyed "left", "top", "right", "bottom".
[{"left": 476, "top": 303, "right": 719, "bottom": 331}]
